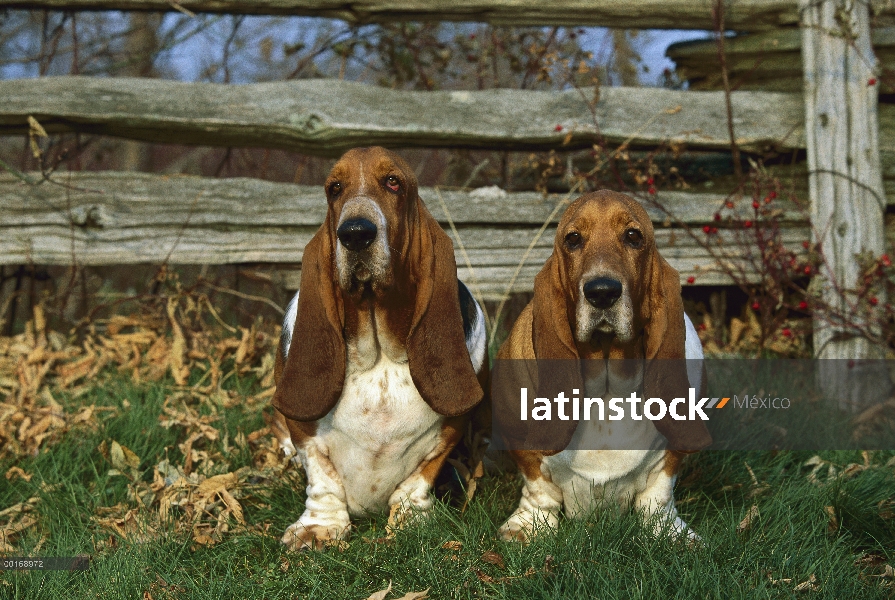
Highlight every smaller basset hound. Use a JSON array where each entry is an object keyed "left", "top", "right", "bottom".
[
  {"left": 494, "top": 190, "right": 711, "bottom": 543},
  {"left": 272, "top": 147, "right": 487, "bottom": 551}
]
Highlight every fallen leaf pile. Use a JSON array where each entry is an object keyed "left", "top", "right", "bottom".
[
  {"left": 802, "top": 452, "right": 889, "bottom": 486},
  {"left": 0, "top": 482, "right": 58, "bottom": 554},
  {"left": 697, "top": 308, "right": 808, "bottom": 357},
  {"left": 91, "top": 426, "right": 294, "bottom": 549},
  {"left": 0, "top": 290, "right": 291, "bottom": 554},
  {"left": 0, "top": 294, "right": 279, "bottom": 460}
]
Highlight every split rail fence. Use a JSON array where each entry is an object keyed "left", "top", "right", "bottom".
[{"left": 0, "top": 1, "right": 890, "bottom": 339}]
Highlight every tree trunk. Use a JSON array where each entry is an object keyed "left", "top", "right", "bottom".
[
  {"left": 801, "top": 0, "right": 890, "bottom": 411},
  {"left": 119, "top": 12, "right": 159, "bottom": 172}
]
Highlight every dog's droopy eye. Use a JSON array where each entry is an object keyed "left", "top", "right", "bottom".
[
  {"left": 624, "top": 228, "right": 644, "bottom": 248},
  {"left": 564, "top": 231, "right": 582, "bottom": 250},
  {"left": 384, "top": 175, "right": 401, "bottom": 192},
  {"left": 328, "top": 182, "right": 342, "bottom": 198}
]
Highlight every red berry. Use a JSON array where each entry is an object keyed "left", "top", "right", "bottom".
[
  {"left": 802, "top": 240, "right": 810, "bottom": 249},
  {"left": 648, "top": 187, "right": 656, "bottom": 195},
  {"left": 554, "top": 124, "right": 563, "bottom": 132},
  {"left": 870, "top": 297, "right": 879, "bottom": 306},
  {"left": 686, "top": 276, "right": 695, "bottom": 284},
  {"left": 769, "top": 191, "right": 777, "bottom": 199},
  {"left": 647, "top": 177, "right": 654, "bottom": 185},
  {"left": 697, "top": 323, "right": 707, "bottom": 331},
  {"left": 710, "top": 227, "right": 718, "bottom": 234},
  {"left": 869, "top": 77, "right": 878, "bottom": 86},
  {"left": 703, "top": 225, "right": 711, "bottom": 234},
  {"left": 881, "top": 254, "right": 892, "bottom": 267},
  {"left": 725, "top": 201, "right": 735, "bottom": 209},
  {"left": 804, "top": 265, "right": 812, "bottom": 275},
  {"left": 798, "top": 300, "right": 808, "bottom": 310},
  {"left": 752, "top": 201, "right": 760, "bottom": 209},
  {"left": 782, "top": 328, "right": 792, "bottom": 337},
  {"left": 744, "top": 220, "right": 753, "bottom": 228},
  {"left": 752, "top": 301, "right": 760, "bottom": 311},
  {"left": 764, "top": 196, "right": 772, "bottom": 204},
  {"left": 713, "top": 213, "right": 721, "bottom": 221}
]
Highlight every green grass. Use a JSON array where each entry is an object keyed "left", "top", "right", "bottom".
[{"left": 1, "top": 371, "right": 895, "bottom": 599}]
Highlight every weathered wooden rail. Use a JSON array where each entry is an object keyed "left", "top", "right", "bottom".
[
  {"left": 8, "top": 0, "right": 895, "bottom": 31},
  {"left": 1, "top": 172, "right": 826, "bottom": 297},
  {"left": 668, "top": 27, "right": 895, "bottom": 94},
  {"left": 1, "top": 77, "right": 816, "bottom": 155},
  {"left": 2, "top": 70, "right": 894, "bottom": 295},
  {"left": 0, "top": 1, "right": 889, "bottom": 315}
]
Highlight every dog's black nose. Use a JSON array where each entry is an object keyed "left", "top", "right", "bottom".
[
  {"left": 337, "top": 218, "right": 377, "bottom": 251},
  {"left": 583, "top": 277, "right": 623, "bottom": 309}
]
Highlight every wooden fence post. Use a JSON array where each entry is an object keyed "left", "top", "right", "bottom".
[{"left": 801, "top": 0, "right": 889, "bottom": 410}]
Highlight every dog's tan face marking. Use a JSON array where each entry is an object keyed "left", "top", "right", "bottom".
[
  {"left": 554, "top": 192, "right": 655, "bottom": 345},
  {"left": 325, "top": 147, "right": 417, "bottom": 299}
]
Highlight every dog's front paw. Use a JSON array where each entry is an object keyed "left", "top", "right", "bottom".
[
  {"left": 497, "top": 508, "right": 559, "bottom": 544},
  {"left": 385, "top": 501, "right": 431, "bottom": 535},
  {"left": 497, "top": 520, "right": 532, "bottom": 543},
  {"left": 281, "top": 518, "right": 349, "bottom": 551}
]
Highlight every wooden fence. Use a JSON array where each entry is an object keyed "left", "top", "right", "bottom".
[{"left": 0, "top": 0, "right": 889, "bottom": 313}]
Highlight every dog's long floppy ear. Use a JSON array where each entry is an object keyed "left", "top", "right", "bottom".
[
  {"left": 406, "top": 202, "right": 483, "bottom": 417},
  {"left": 272, "top": 223, "right": 346, "bottom": 422},
  {"left": 528, "top": 253, "right": 582, "bottom": 454},
  {"left": 642, "top": 251, "right": 712, "bottom": 452},
  {"left": 531, "top": 253, "right": 578, "bottom": 361}
]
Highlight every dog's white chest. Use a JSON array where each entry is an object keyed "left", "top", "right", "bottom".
[
  {"left": 544, "top": 368, "right": 668, "bottom": 517},
  {"left": 316, "top": 357, "right": 443, "bottom": 515}
]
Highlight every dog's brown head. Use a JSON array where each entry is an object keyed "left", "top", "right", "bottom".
[
  {"left": 272, "top": 147, "right": 483, "bottom": 422},
  {"left": 532, "top": 189, "right": 683, "bottom": 360},
  {"left": 529, "top": 190, "right": 710, "bottom": 451}
]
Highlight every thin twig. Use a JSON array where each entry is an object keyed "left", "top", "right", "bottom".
[
  {"left": 433, "top": 187, "right": 492, "bottom": 332},
  {"left": 714, "top": 0, "right": 743, "bottom": 180},
  {"left": 198, "top": 280, "right": 286, "bottom": 316}
]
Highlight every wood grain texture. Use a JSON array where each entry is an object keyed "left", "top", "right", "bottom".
[
  {"left": 0, "top": 76, "right": 822, "bottom": 155},
  {"left": 0, "top": 0, "right": 843, "bottom": 30},
  {"left": 0, "top": 172, "right": 816, "bottom": 295},
  {"left": 668, "top": 28, "right": 895, "bottom": 93},
  {"left": 802, "top": 0, "right": 889, "bottom": 404}
]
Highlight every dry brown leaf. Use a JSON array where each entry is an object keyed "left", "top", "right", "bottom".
[
  {"left": 737, "top": 505, "right": 760, "bottom": 534},
  {"left": 855, "top": 553, "right": 887, "bottom": 567},
  {"left": 5, "top": 466, "right": 32, "bottom": 482},
  {"left": 366, "top": 581, "right": 392, "bottom": 600},
  {"left": 481, "top": 551, "right": 506, "bottom": 570},
  {"left": 393, "top": 591, "right": 429, "bottom": 600},
  {"left": 441, "top": 540, "right": 463, "bottom": 551},
  {"left": 729, "top": 317, "right": 746, "bottom": 346},
  {"left": 767, "top": 573, "right": 793, "bottom": 586},
  {"left": 793, "top": 573, "right": 819, "bottom": 592},
  {"left": 111, "top": 441, "right": 141, "bottom": 472},
  {"left": 166, "top": 297, "right": 190, "bottom": 386},
  {"left": 824, "top": 506, "right": 839, "bottom": 533},
  {"left": 474, "top": 569, "right": 495, "bottom": 584},
  {"left": 196, "top": 472, "right": 237, "bottom": 495},
  {"left": 93, "top": 509, "right": 157, "bottom": 543}
]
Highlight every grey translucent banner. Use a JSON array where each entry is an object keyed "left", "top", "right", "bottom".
[{"left": 490, "top": 359, "right": 895, "bottom": 451}]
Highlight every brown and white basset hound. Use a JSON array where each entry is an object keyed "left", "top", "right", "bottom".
[
  {"left": 494, "top": 190, "right": 711, "bottom": 543},
  {"left": 271, "top": 147, "right": 487, "bottom": 551}
]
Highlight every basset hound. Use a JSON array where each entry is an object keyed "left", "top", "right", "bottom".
[
  {"left": 272, "top": 147, "right": 487, "bottom": 551},
  {"left": 494, "top": 190, "right": 711, "bottom": 543}
]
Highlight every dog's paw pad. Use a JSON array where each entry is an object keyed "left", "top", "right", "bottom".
[
  {"left": 497, "top": 522, "right": 531, "bottom": 544},
  {"left": 281, "top": 522, "right": 348, "bottom": 552}
]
